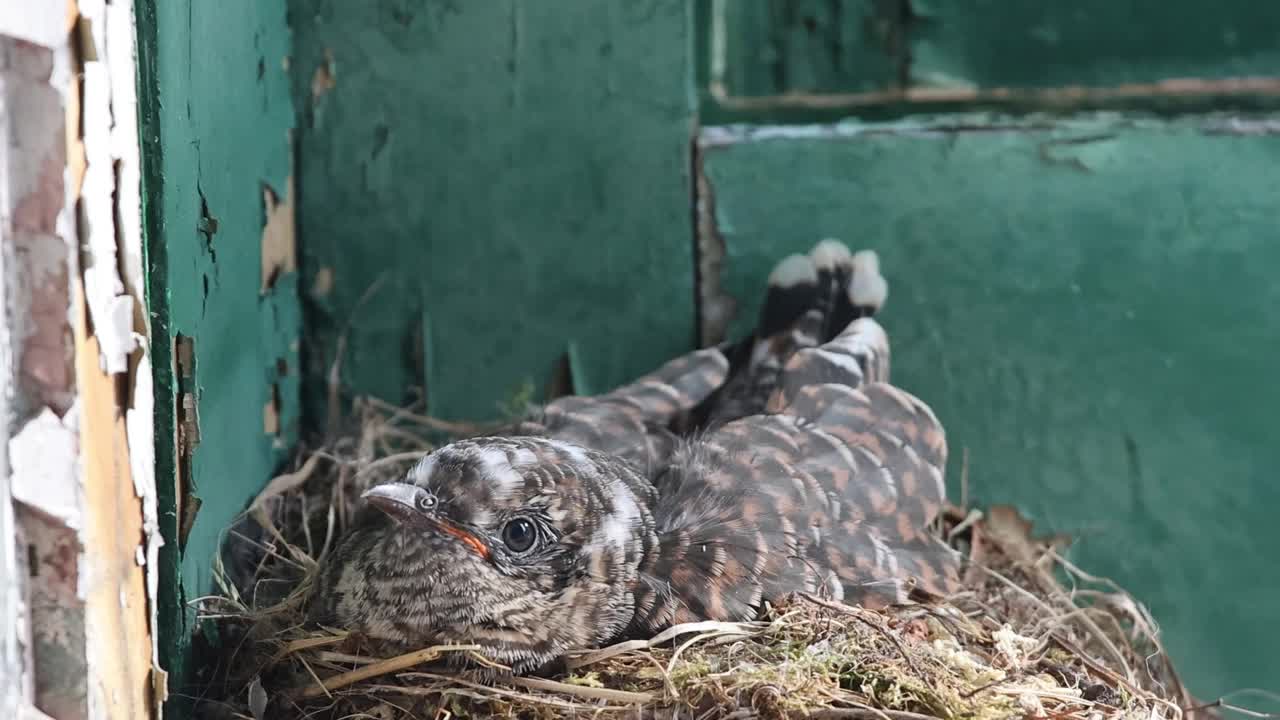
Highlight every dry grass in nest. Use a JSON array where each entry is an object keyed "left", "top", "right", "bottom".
[{"left": 188, "top": 395, "right": 1212, "bottom": 720}]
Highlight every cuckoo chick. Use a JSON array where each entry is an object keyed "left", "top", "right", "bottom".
[{"left": 308, "top": 240, "right": 960, "bottom": 674}]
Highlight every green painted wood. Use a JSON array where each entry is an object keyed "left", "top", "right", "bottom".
[
  {"left": 290, "top": 0, "right": 698, "bottom": 423},
  {"left": 711, "top": 0, "right": 898, "bottom": 98},
  {"left": 699, "top": 114, "right": 1280, "bottom": 699},
  {"left": 703, "top": 1, "right": 1280, "bottom": 107},
  {"left": 911, "top": 0, "right": 1280, "bottom": 90},
  {"left": 134, "top": 0, "right": 300, "bottom": 701}
]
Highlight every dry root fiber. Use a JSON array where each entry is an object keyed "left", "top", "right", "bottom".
[{"left": 190, "top": 396, "right": 1205, "bottom": 720}]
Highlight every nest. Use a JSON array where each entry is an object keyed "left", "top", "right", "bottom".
[{"left": 189, "top": 395, "right": 1206, "bottom": 720}]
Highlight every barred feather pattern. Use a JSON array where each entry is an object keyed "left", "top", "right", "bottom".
[
  {"left": 310, "top": 239, "right": 958, "bottom": 674},
  {"left": 514, "top": 348, "right": 729, "bottom": 477},
  {"left": 630, "top": 317, "right": 958, "bottom": 635}
]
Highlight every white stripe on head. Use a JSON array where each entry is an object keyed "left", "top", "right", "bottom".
[
  {"left": 604, "top": 490, "right": 639, "bottom": 547},
  {"left": 541, "top": 439, "right": 593, "bottom": 468},
  {"left": 509, "top": 447, "right": 537, "bottom": 466},
  {"left": 472, "top": 446, "right": 525, "bottom": 497},
  {"left": 409, "top": 454, "right": 438, "bottom": 484},
  {"left": 589, "top": 484, "right": 641, "bottom": 557}
]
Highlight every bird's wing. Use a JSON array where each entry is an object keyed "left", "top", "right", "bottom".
[
  {"left": 518, "top": 348, "right": 730, "bottom": 476},
  {"left": 633, "top": 290, "right": 958, "bottom": 632}
]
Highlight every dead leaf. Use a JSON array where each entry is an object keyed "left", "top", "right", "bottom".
[{"left": 248, "top": 675, "right": 268, "bottom": 720}]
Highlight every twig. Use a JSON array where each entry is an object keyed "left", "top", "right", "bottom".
[
  {"left": 363, "top": 396, "right": 501, "bottom": 437},
  {"left": 947, "top": 508, "right": 983, "bottom": 544},
  {"left": 1177, "top": 686, "right": 1280, "bottom": 712},
  {"left": 268, "top": 633, "right": 349, "bottom": 666},
  {"left": 1049, "top": 635, "right": 1154, "bottom": 706},
  {"left": 353, "top": 451, "right": 431, "bottom": 481},
  {"left": 251, "top": 454, "right": 324, "bottom": 513},
  {"left": 509, "top": 676, "right": 654, "bottom": 704},
  {"left": 327, "top": 274, "right": 388, "bottom": 437},
  {"left": 372, "top": 675, "right": 616, "bottom": 713},
  {"left": 294, "top": 644, "right": 491, "bottom": 699},
  {"left": 807, "top": 708, "right": 943, "bottom": 720},
  {"left": 799, "top": 594, "right": 924, "bottom": 679}
]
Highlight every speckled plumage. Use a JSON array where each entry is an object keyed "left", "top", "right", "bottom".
[{"left": 309, "top": 240, "right": 960, "bottom": 674}]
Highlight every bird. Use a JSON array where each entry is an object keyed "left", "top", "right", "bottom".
[{"left": 307, "top": 239, "right": 960, "bottom": 675}]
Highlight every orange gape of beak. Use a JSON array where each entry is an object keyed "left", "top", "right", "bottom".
[
  {"left": 361, "top": 483, "right": 491, "bottom": 560},
  {"left": 433, "top": 520, "right": 490, "bottom": 560}
]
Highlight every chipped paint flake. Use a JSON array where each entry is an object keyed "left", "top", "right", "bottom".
[
  {"left": 311, "top": 266, "right": 334, "bottom": 297},
  {"left": 310, "top": 48, "right": 335, "bottom": 101},
  {"left": 9, "top": 408, "right": 81, "bottom": 532},
  {"left": 79, "top": 55, "right": 136, "bottom": 376},
  {"left": 261, "top": 175, "right": 296, "bottom": 293}
]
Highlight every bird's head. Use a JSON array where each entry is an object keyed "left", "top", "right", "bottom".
[{"left": 313, "top": 436, "right": 655, "bottom": 673}]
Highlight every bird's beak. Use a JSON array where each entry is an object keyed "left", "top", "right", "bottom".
[
  {"left": 360, "top": 483, "right": 491, "bottom": 560},
  {"left": 362, "top": 483, "right": 422, "bottom": 524}
]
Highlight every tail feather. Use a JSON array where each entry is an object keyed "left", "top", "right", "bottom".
[
  {"left": 757, "top": 253, "right": 819, "bottom": 340},
  {"left": 700, "top": 239, "right": 888, "bottom": 427}
]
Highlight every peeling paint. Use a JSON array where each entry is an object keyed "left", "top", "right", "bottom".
[
  {"left": 693, "top": 146, "right": 733, "bottom": 347},
  {"left": 311, "top": 266, "right": 334, "bottom": 297},
  {"left": 263, "top": 383, "right": 280, "bottom": 435},
  {"left": 14, "top": 505, "right": 87, "bottom": 720},
  {"left": 79, "top": 50, "right": 136, "bottom": 377},
  {"left": 260, "top": 174, "right": 296, "bottom": 293},
  {"left": 294, "top": 1, "right": 696, "bottom": 422},
  {"left": 1, "top": 24, "right": 81, "bottom": 718},
  {"left": 70, "top": 1, "right": 163, "bottom": 716},
  {"left": 9, "top": 408, "right": 81, "bottom": 531},
  {"left": 310, "top": 47, "right": 335, "bottom": 101}
]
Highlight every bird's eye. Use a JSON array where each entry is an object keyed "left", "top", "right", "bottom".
[
  {"left": 501, "top": 518, "right": 537, "bottom": 553},
  {"left": 415, "top": 492, "right": 437, "bottom": 512}
]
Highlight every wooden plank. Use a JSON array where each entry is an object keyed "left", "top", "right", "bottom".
[
  {"left": 911, "top": 0, "right": 1280, "bottom": 91},
  {"left": 74, "top": 288, "right": 155, "bottom": 719},
  {"left": 698, "top": 114, "right": 1280, "bottom": 700},
  {"left": 292, "top": 0, "right": 699, "bottom": 422},
  {"left": 133, "top": 0, "right": 300, "bottom": 701},
  {"left": 710, "top": 0, "right": 900, "bottom": 98},
  {"left": 701, "top": 1, "right": 1280, "bottom": 116},
  {"left": 71, "top": 0, "right": 162, "bottom": 714}
]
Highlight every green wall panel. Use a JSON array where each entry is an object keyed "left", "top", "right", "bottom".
[
  {"left": 704, "top": 1, "right": 1280, "bottom": 103},
  {"left": 289, "top": 0, "right": 698, "bottom": 423},
  {"left": 699, "top": 114, "right": 1280, "bottom": 699},
  {"left": 712, "top": 0, "right": 899, "bottom": 97},
  {"left": 911, "top": 0, "right": 1280, "bottom": 90},
  {"left": 135, "top": 0, "right": 300, "bottom": 696}
]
